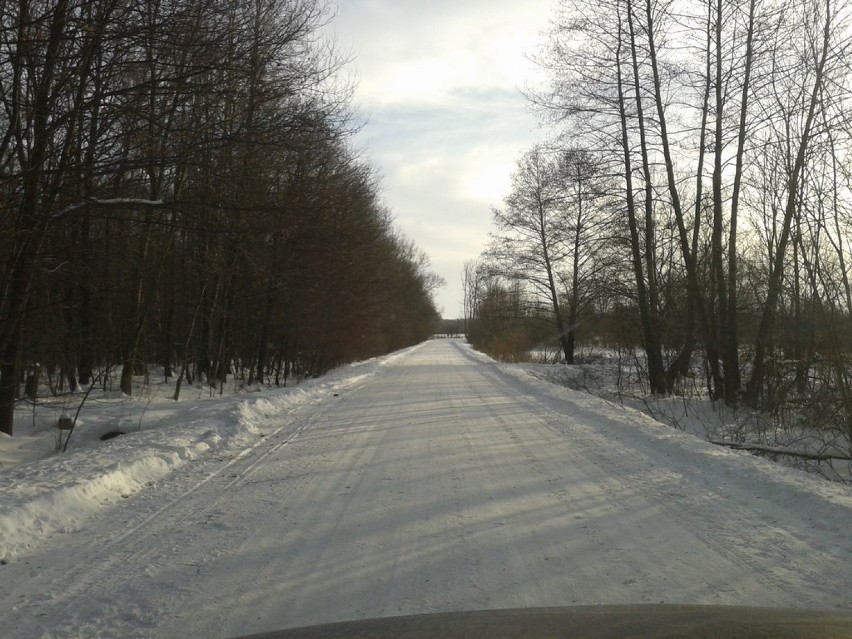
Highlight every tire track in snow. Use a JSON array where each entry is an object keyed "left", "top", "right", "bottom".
[
  {"left": 477, "top": 346, "right": 852, "bottom": 609},
  {"left": 0, "top": 392, "right": 350, "bottom": 638},
  {"left": 446, "top": 341, "right": 822, "bottom": 607}
]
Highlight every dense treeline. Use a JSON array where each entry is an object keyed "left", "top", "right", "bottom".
[
  {"left": 467, "top": 0, "right": 852, "bottom": 446},
  {"left": 0, "top": 0, "right": 441, "bottom": 435}
]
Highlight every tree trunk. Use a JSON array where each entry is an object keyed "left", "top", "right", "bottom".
[
  {"left": 77, "top": 208, "right": 94, "bottom": 386},
  {"left": 709, "top": 0, "right": 729, "bottom": 402},
  {"left": 745, "top": 0, "right": 832, "bottom": 403},
  {"left": 541, "top": 220, "right": 571, "bottom": 364},
  {"left": 255, "top": 242, "right": 278, "bottom": 384},
  {"left": 626, "top": 0, "right": 666, "bottom": 394},
  {"left": 722, "top": 0, "right": 757, "bottom": 405},
  {"left": 567, "top": 163, "right": 585, "bottom": 366},
  {"left": 0, "top": 348, "right": 19, "bottom": 436},
  {"left": 0, "top": 2, "right": 70, "bottom": 435}
]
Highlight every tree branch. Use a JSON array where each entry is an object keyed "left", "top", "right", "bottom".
[{"left": 710, "top": 440, "right": 852, "bottom": 462}]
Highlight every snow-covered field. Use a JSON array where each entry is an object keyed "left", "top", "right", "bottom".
[{"left": 1, "top": 339, "right": 851, "bottom": 638}]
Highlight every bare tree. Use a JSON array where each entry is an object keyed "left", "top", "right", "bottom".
[
  {"left": 0, "top": 0, "right": 442, "bottom": 436},
  {"left": 744, "top": 0, "right": 845, "bottom": 403},
  {"left": 486, "top": 146, "right": 575, "bottom": 362}
]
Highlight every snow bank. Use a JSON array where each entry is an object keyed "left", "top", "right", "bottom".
[
  {"left": 0, "top": 343, "right": 424, "bottom": 563},
  {"left": 503, "top": 348, "right": 852, "bottom": 482}
]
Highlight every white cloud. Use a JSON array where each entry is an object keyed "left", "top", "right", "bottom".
[
  {"left": 459, "top": 148, "right": 516, "bottom": 203},
  {"left": 340, "top": 1, "right": 550, "bottom": 107},
  {"left": 329, "top": 0, "right": 553, "bottom": 316}
]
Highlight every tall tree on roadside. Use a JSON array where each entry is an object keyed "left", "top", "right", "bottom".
[
  {"left": 486, "top": 147, "right": 574, "bottom": 362},
  {"left": 744, "top": 0, "right": 843, "bottom": 403},
  {"left": 0, "top": 0, "right": 442, "bottom": 436}
]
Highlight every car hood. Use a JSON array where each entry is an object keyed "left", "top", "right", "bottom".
[{"left": 237, "top": 604, "right": 852, "bottom": 638}]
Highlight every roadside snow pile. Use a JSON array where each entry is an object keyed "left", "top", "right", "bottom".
[
  {"left": 500, "top": 351, "right": 852, "bottom": 483},
  {"left": 0, "top": 344, "right": 422, "bottom": 563},
  {"left": 1, "top": 418, "right": 224, "bottom": 563}
]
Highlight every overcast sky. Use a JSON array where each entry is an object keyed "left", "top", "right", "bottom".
[{"left": 328, "top": 0, "right": 554, "bottom": 318}]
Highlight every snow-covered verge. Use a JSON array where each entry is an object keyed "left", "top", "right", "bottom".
[
  {"left": 504, "top": 350, "right": 852, "bottom": 483},
  {"left": 0, "top": 344, "right": 421, "bottom": 564},
  {"left": 463, "top": 345, "right": 852, "bottom": 549}
]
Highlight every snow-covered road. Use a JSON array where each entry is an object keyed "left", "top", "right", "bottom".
[{"left": 2, "top": 340, "right": 851, "bottom": 638}]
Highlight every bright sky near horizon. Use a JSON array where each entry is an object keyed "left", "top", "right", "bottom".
[{"left": 329, "top": 0, "right": 555, "bottom": 318}]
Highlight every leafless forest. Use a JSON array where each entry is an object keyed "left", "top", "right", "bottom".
[
  {"left": 466, "top": 0, "right": 852, "bottom": 452},
  {"left": 0, "top": 0, "right": 442, "bottom": 436}
]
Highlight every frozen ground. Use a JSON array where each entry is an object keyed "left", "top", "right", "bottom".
[{"left": 1, "top": 339, "right": 851, "bottom": 638}]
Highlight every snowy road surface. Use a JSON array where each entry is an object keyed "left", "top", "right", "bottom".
[{"left": 2, "top": 340, "right": 851, "bottom": 638}]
